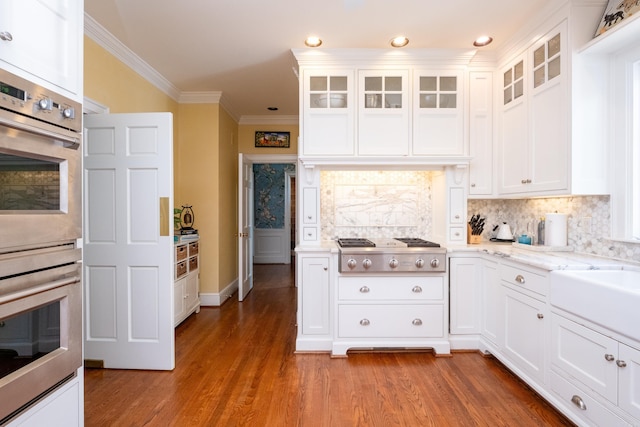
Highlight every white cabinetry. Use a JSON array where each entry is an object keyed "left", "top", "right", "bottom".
[
  {"left": 449, "top": 257, "right": 481, "bottom": 336},
  {"left": 358, "top": 69, "right": 410, "bottom": 156},
  {"left": 468, "top": 71, "right": 493, "bottom": 196},
  {"left": 174, "top": 240, "right": 200, "bottom": 326},
  {"left": 551, "top": 313, "right": 640, "bottom": 425},
  {"left": 332, "top": 275, "right": 450, "bottom": 356},
  {"left": 296, "top": 252, "right": 333, "bottom": 351},
  {"left": 0, "top": 0, "right": 82, "bottom": 100},
  {"left": 499, "top": 22, "right": 568, "bottom": 195},
  {"left": 499, "top": 262, "right": 548, "bottom": 385},
  {"left": 480, "top": 258, "right": 500, "bottom": 346},
  {"left": 298, "top": 162, "right": 321, "bottom": 245},
  {"left": 301, "top": 70, "right": 355, "bottom": 156},
  {"left": 413, "top": 70, "right": 464, "bottom": 156}
]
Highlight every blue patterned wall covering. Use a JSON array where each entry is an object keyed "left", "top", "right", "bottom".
[{"left": 253, "top": 163, "right": 296, "bottom": 229}]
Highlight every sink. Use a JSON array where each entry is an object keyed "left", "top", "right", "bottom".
[{"left": 550, "top": 269, "right": 640, "bottom": 342}]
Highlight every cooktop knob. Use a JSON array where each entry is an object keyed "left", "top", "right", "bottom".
[
  {"left": 415, "top": 258, "right": 425, "bottom": 268},
  {"left": 430, "top": 258, "right": 440, "bottom": 268},
  {"left": 347, "top": 258, "right": 357, "bottom": 270},
  {"left": 389, "top": 258, "right": 399, "bottom": 269},
  {"left": 362, "top": 258, "right": 372, "bottom": 269}
]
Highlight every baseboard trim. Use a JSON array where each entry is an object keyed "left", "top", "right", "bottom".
[{"left": 200, "top": 278, "right": 238, "bottom": 306}]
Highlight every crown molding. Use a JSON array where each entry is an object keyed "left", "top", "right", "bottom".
[{"left": 84, "top": 13, "right": 182, "bottom": 101}]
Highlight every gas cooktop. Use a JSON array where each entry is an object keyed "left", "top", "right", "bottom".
[{"left": 336, "top": 237, "right": 441, "bottom": 249}]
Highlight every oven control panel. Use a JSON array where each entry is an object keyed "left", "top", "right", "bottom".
[{"left": 339, "top": 252, "right": 446, "bottom": 273}]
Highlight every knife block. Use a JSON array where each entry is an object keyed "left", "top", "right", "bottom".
[{"left": 467, "top": 224, "right": 482, "bottom": 244}]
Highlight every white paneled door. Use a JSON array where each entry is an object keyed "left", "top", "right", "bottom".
[
  {"left": 83, "top": 113, "right": 174, "bottom": 370},
  {"left": 238, "top": 153, "right": 254, "bottom": 301}
]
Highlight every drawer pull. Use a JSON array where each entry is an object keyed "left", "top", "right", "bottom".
[
  {"left": 571, "top": 395, "right": 587, "bottom": 411},
  {"left": 604, "top": 354, "right": 615, "bottom": 362},
  {"left": 412, "top": 318, "right": 423, "bottom": 326},
  {"left": 359, "top": 319, "right": 370, "bottom": 326},
  {"left": 359, "top": 286, "right": 370, "bottom": 293},
  {"left": 515, "top": 274, "right": 525, "bottom": 284},
  {"left": 537, "top": 313, "right": 544, "bottom": 319},
  {"left": 616, "top": 359, "right": 627, "bottom": 368},
  {"left": 412, "top": 286, "right": 422, "bottom": 293}
]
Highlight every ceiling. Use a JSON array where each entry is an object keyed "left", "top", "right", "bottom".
[{"left": 84, "top": 0, "right": 557, "bottom": 120}]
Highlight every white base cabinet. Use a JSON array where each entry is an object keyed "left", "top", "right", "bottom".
[
  {"left": 332, "top": 275, "right": 450, "bottom": 356},
  {"left": 551, "top": 313, "right": 640, "bottom": 425},
  {"left": 174, "top": 240, "right": 200, "bottom": 326},
  {"left": 296, "top": 252, "right": 333, "bottom": 351}
]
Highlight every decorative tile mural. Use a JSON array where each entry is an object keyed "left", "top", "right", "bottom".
[
  {"left": 320, "top": 171, "right": 433, "bottom": 240},
  {"left": 468, "top": 196, "right": 640, "bottom": 263},
  {"left": 253, "top": 163, "right": 296, "bottom": 229}
]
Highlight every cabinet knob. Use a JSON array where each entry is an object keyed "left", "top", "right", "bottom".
[
  {"left": 412, "top": 318, "right": 423, "bottom": 326},
  {"left": 571, "top": 395, "right": 587, "bottom": 411},
  {"left": 359, "top": 286, "right": 370, "bottom": 293},
  {"left": 412, "top": 286, "right": 423, "bottom": 293},
  {"left": 0, "top": 31, "right": 13, "bottom": 42},
  {"left": 515, "top": 274, "right": 525, "bottom": 284},
  {"left": 323, "top": 267, "right": 328, "bottom": 271},
  {"left": 604, "top": 354, "right": 615, "bottom": 362},
  {"left": 307, "top": 215, "right": 312, "bottom": 220},
  {"left": 455, "top": 215, "right": 460, "bottom": 219},
  {"left": 537, "top": 313, "right": 544, "bottom": 319},
  {"left": 359, "top": 319, "right": 370, "bottom": 326},
  {"left": 521, "top": 179, "right": 528, "bottom": 184},
  {"left": 470, "top": 183, "right": 476, "bottom": 187},
  {"left": 616, "top": 359, "right": 627, "bottom": 368}
]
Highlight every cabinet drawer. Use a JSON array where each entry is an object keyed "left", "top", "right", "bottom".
[
  {"left": 501, "top": 263, "right": 547, "bottom": 296},
  {"left": 175, "top": 244, "right": 188, "bottom": 262},
  {"left": 188, "top": 256, "right": 198, "bottom": 272},
  {"left": 338, "top": 304, "right": 444, "bottom": 338},
  {"left": 338, "top": 276, "right": 443, "bottom": 301},
  {"left": 550, "top": 371, "right": 628, "bottom": 427},
  {"left": 176, "top": 261, "right": 187, "bottom": 279},
  {"left": 188, "top": 241, "right": 199, "bottom": 256}
]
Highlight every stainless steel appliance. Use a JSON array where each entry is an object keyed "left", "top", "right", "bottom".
[
  {"left": 337, "top": 238, "right": 446, "bottom": 273},
  {"left": 0, "top": 68, "right": 82, "bottom": 252},
  {"left": 0, "top": 68, "right": 82, "bottom": 423}
]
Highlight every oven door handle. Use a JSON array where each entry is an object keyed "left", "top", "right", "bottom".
[
  {"left": 0, "top": 274, "right": 80, "bottom": 304},
  {"left": 0, "top": 110, "right": 80, "bottom": 149}
]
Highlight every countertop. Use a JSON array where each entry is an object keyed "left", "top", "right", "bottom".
[{"left": 296, "top": 240, "right": 640, "bottom": 272}]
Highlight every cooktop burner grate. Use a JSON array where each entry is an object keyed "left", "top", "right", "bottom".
[
  {"left": 336, "top": 238, "right": 375, "bottom": 248},
  {"left": 393, "top": 237, "right": 441, "bottom": 248}
]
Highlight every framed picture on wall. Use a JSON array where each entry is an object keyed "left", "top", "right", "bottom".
[
  {"left": 255, "top": 131, "right": 290, "bottom": 148},
  {"left": 594, "top": 0, "right": 640, "bottom": 37}
]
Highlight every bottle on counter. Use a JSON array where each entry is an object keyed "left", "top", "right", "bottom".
[{"left": 537, "top": 217, "right": 545, "bottom": 245}]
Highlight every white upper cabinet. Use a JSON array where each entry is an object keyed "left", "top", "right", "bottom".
[
  {"left": 292, "top": 49, "right": 475, "bottom": 165},
  {"left": 468, "top": 71, "right": 493, "bottom": 196},
  {"left": 302, "top": 70, "right": 355, "bottom": 156},
  {"left": 498, "top": 22, "right": 568, "bottom": 195},
  {"left": 413, "top": 70, "right": 464, "bottom": 156},
  {"left": 0, "top": 0, "right": 82, "bottom": 100},
  {"left": 358, "top": 69, "right": 410, "bottom": 156}
]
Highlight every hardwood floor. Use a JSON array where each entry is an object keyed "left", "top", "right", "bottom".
[{"left": 84, "top": 263, "right": 574, "bottom": 426}]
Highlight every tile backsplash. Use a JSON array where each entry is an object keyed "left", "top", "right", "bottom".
[
  {"left": 469, "top": 196, "right": 640, "bottom": 262},
  {"left": 320, "top": 170, "right": 434, "bottom": 240}
]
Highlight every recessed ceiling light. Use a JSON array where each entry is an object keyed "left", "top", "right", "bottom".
[
  {"left": 473, "top": 36, "right": 493, "bottom": 47},
  {"left": 390, "top": 36, "right": 409, "bottom": 48},
  {"left": 304, "top": 36, "right": 322, "bottom": 47}
]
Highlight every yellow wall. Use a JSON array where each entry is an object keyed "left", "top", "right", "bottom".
[
  {"left": 84, "top": 35, "right": 300, "bottom": 300},
  {"left": 238, "top": 124, "right": 298, "bottom": 155}
]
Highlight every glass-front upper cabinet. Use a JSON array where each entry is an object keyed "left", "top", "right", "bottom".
[
  {"left": 358, "top": 69, "right": 409, "bottom": 156},
  {"left": 532, "top": 32, "right": 562, "bottom": 89},
  {"left": 362, "top": 75, "right": 404, "bottom": 109},
  {"left": 309, "top": 75, "right": 348, "bottom": 109},
  {"left": 503, "top": 60, "right": 524, "bottom": 105},
  {"left": 302, "top": 70, "right": 355, "bottom": 156},
  {"left": 413, "top": 70, "right": 464, "bottom": 156}
]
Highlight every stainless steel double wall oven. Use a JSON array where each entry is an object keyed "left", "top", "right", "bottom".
[{"left": 0, "top": 68, "right": 82, "bottom": 423}]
